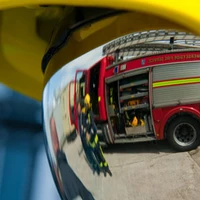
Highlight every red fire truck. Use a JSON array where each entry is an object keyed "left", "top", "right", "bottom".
[{"left": 74, "top": 30, "right": 200, "bottom": 152}]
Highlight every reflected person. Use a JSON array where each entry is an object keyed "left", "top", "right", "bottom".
[
  {"left": 50, "top": 114, "right": 95, "bottom": 200},
  {"left": 78, "top": 100, "right": 101, "bottom": 175},
  {"left": 81, "top": 94, "right": 112, "bottom": 177}
]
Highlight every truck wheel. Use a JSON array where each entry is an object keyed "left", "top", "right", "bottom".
[{"left": 166, "top": 116, "right": 200, "bottom": 152}]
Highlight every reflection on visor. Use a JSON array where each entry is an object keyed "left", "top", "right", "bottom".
[
  {"left": 43, "top": 29, "right": 200, "bottom": 200},
  {"left": 78, "top": 96, "right": 112, "bottom": 177}
]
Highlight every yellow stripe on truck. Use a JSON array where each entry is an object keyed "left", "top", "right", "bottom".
[{"left": 153, "top": 77, "right": 200, "bottom": 88}]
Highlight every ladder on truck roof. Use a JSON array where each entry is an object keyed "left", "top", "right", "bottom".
[{"left": 102, "top": 30, "right": 200, "bottom": 59}]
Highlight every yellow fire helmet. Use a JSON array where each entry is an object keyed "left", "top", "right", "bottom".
[
  {"left": 132, "top": 116, "right": 138, "bottom": 127},
  {"left": 84, "top": 94, "right": 91, "bottom": 108},
  {"left": 1, "top": 1, "right": 200, "bottom": 100}
]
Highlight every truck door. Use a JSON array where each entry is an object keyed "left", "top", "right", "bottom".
[{"left": 74, "top": 70, "right": 86, "bottom": 131}]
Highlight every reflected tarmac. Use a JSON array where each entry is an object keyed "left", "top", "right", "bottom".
[{"left": 62, "top": 134, "right": 200, "bottom": 200}]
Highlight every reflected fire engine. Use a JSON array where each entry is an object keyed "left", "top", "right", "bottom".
[{"left": 74, "top": 30, "right": 200, "bottom": 152}]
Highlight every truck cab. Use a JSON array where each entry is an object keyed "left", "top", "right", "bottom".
[{"left": 74, "top": 57, "right": 113, "bottom": 128}]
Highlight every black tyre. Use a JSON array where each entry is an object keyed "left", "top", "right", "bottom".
[{"left": 166, "top": 115, "right": 200, "bottom": 152}]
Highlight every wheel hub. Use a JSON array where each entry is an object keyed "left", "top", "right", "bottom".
[{"left": 173, "top": 123, "right": 197, "bottom": 147}]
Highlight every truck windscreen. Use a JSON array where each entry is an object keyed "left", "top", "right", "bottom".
[{"left": 76, "top": 71, "right": 86, "bottom": 104}]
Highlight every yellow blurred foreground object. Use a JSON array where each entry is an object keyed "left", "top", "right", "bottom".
[{"left": 0, "top": 1, "right": 200, "bottom": 99}]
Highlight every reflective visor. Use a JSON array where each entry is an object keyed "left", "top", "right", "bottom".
[{"left": 42, "top": 29, "right": 200, "bottom": 200}]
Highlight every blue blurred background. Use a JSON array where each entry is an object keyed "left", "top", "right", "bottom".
[{"left": 0, "top": 84, "right": 61, "bottom": 200}]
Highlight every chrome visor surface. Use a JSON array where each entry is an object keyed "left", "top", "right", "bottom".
[{"left": 42, "top": 30, "right": 200, "bottom": 200}]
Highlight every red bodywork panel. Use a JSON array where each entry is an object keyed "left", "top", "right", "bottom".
[
  {"left": 105, "top": 51, "right": 200, "bottom": 78},
  {"left": 98, "top": 57, "right": 107, "bottom": 121},
  {"left": 104, "top": 51, "right": 200, "bottom": 140},
  {"left": 152, "top": 104, "right": 200, "bottom": 140}
]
